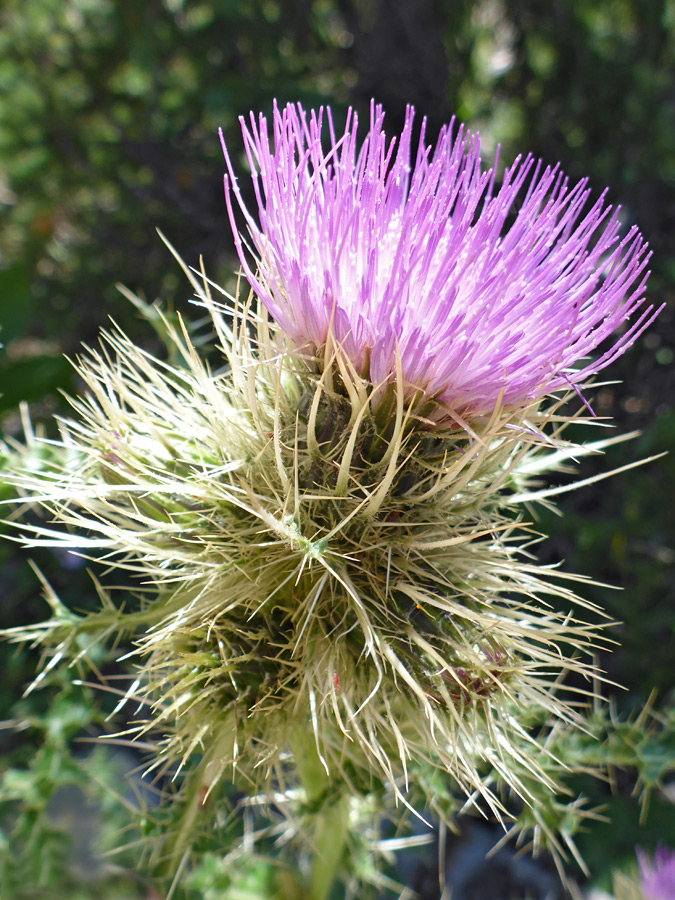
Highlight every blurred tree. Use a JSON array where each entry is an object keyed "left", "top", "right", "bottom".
[{"left": 0, "top": 0, "right": 357, "bottom": 362}]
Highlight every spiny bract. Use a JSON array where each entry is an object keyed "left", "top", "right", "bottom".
[{"left": 7, "top": 266, "right": 613, "bottom": 822}]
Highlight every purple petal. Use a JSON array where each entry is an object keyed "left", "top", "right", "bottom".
[
  {"left": 221, "top": 101, "right": 660, "bottom": 417},
  {"left": 638, "top": 846, "right": 675, "bottom": 900}
]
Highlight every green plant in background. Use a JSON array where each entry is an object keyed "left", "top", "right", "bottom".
[
  {"left": 1, "top": 101, "right": 670, "bottom": 898},
  {"left": 0, "top": 670, "right": 148, "bottom": 900}
]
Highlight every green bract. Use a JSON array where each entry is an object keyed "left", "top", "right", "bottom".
[{"left": 4, "top": 246, "right": 646, "bottom": 886}]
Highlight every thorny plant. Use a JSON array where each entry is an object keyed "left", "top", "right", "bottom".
[
  {"left": 1, "top": 244, "right": 662, "bottom": 897},
  {"left": 0, "top": 99, "right": 666, "bottom": 898}
]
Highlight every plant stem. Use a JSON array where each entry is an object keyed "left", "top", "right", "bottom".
[
  {"left": 289, "top": 729, "right": 350, "bottom": 900},
  {"left": 308, "top": 793, "right": 350, "bottom": 900}
]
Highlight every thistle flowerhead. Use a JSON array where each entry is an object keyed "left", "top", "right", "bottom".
[
  {"left": 222, "top": 101, "right": 656, "bottom": 418},
  {"left": 2, "top": 103, "right": 661, "bottom": 882},
  {"left": 4, "top": 270, "right": 625, "bottom": 831}
]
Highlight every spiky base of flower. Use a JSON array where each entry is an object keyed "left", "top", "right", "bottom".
[{"left": 3, "top": 257, "right": 645, "bottom": 886}]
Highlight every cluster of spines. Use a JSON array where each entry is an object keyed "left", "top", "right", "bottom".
[{"left": 2, "top": 270, "right": 613, "bottom": 835}]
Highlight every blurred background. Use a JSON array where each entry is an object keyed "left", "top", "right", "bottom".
[{"left": 0, "top": 1, "right": 673, "bottom": 897}]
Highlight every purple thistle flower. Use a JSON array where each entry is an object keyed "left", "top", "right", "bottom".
[
  {"left": 638, "top": 846, "right": 675, "bottom": 900},
  {"left": 221, "top": 101, "right": 658, "bottom": 417}
]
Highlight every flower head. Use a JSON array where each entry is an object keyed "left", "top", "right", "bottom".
[
  {"left": 2, "top": 106, "right": 662, "bottom": 886},
  {"left": 222, "top": 102, "right": 656, "bottom": 417},
  {"left": 638, "top": 846, "right": 675, "bottom": 900},
  {"left": 3, "top": 271, "right": 612, "bottom": 832}
]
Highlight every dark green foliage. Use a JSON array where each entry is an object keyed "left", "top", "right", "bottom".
[{"left": 0, "top": 0, "right": 356, "bottom": 363}]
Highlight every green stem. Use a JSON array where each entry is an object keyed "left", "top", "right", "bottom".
[
  {"left": 164, "top": 714, "right": 237, "bottom": 876},
  {"left": 289, "top": 729, "right": 350, "bottom": 900},
  {"left": 310, "top": 795, "right": 350, "bottom": 900}
]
